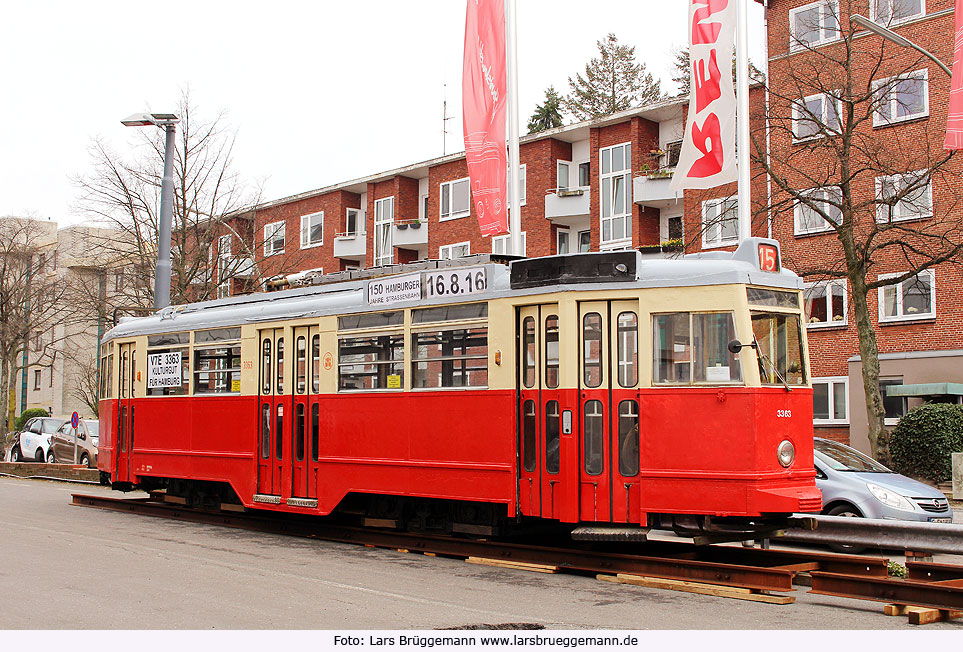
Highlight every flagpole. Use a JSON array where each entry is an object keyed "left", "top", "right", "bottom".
[
  {"left": 506, "top": 0, "right": 523, "bottom": 256},
  {"left": 735, "top": 0, "right": 752, "bottom": 242}
]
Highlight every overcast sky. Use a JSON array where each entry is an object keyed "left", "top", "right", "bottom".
[{"left": 0, "top": 1, "right": 766, "bottom": 226}]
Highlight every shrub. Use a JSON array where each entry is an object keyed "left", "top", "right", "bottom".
[
  {"left": 15, "top": 408, "right": 49, "bottom": 431},
  {"left": 890, "top": 403, "right": 963, "bottom": 484}
]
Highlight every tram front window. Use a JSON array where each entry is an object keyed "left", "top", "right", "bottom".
[
  {"left": 751, "top": 312, "right": 806, "bottom": 386},
  {"left": 652, "top": 311, "right": 742, "bottom": 385}
]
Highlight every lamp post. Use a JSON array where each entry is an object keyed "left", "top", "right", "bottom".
[
  {"left": 121, "top": 112, "right": 179, "bottom": 310},
  {"left": 850, "top": 14, "right": 953, "bottom": 78}
]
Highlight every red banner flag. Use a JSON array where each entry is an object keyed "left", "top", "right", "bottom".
[
  {"left": 946, "top": 0, "right": 963, "bottom": 150},
  {"left": 670, "top": 0, "right": 739, "bottom": 191},
  {"left": 463, "top": 0, "right": 508, "bottom": 236}
]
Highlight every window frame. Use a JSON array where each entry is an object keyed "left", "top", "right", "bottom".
[
  {"left": 875, "top": 171, "right": 933, "bottom": 223},
  {"left": 871, "top": 0, "right": 925, "bottom": 26},
  {"left": 263, "top": 221, "right": 286, "bottom": 257},
  {"left": 439, "top": 241, "right": 471, "bottom": 260},
  {"left": 702, "top": 197, "right": 740, "bottom": 249},
  {"left": 300, "top": 211, "right": 324, "bottom": 249},
  {"left": 877, "top": 269, "right": 936, "bottom": 323},
  {"left": 344, "top": 207, "right": 363, "bottom": 237},
  {"left": 794, "top": 187, "right": 843, "bottom": 235},
  {"left": 599, "top": 142, "right": 632, "bottom": 248},
  {"left": 812, "top": 376, "right": 849, "bottom": 425},
  {"left": 439, "top": 177, "right": 471, "bottom": 221},
  {"left": 373, "top": 196, "right": 394, "bottom": 266},
  {"left": 492, "top": 232, "right": 527, "bottom": 256},
  {"left": 804, "top": 279, "right": 848, "bottom": 328},
  {"left": 792, "top": 92, "right": 842, "bottom": 142},
  {"left": 410, "top": 324, "right": 489, "bottom": 390},
  {"left": 789, "top": 0, "right": 841, "bottom": 51},
  {"left": 556, "top": 160, "right": 571, "bottom": 190},
  {"left": 880, "top": 376, "right": 908, "bottom": 426},
  {"left": 873, "top": 69, "right": 929, "bottom": 127}
]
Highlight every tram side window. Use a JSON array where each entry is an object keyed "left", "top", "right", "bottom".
[
  {"left": 751, "top": 312, "right": 806, "bottom": 385},
  {"left": 652, "top": 312, "right": 742, "bottom": 384},
  {"left": 296, "top": 336, "right": 307, "bottom": 394},
  {"left": 617, "top": 312, "right": 638, "bottom": 388},
  {"left": 412, "top": 327, "right": 488, "bottom": 389},
  {"left": 584, "top": 400, "right": 604, "bottom": 475},
  {"left": 522, "top": 400, "right": 536, "bottom": 472},
  {"left": 523, "top": 317, "right": 536, "bottom": 388},
  {"left": 146, "top": 333, "right": 190, "bottom": 396},
  {"left": 545, "top": 400, "right": 560, "bottom": 474},
  {"left": 545, "top": 316, "right": 559, "bottom": 389},
  {"left": 618, "top": 400, "right": 639, "bottom": 477},
  {"left": 311, "top": 335, "right": 321, "bottom": 394},
  {"left": 194, "top": 343, "right": 242, "bottom": 394},
  {"left": 100, "top": 343, "right": 114, "bottom": 399},
  {"left": 338, "top": 333, "right": 404, "bottom": 390},
  {"left": 583, "top": 313, "right": 603, "bottom": 388},
  {"left": 260, "top": 403, "right": 270, "bottom": 459}
]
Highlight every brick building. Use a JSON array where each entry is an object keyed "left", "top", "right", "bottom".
[{"left": 212, "top": 0, "right": 960, "bottom": 452}]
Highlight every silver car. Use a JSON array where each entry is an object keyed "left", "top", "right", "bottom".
[{"left": 815, "top": 437, "right": 952, "bottom": 523}]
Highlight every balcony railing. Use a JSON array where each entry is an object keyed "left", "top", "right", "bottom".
[
  {"left": 392, "top": 219, "right": 427, "bottom": 247},
  {"left": 633, "top": 173, "right": 683, "bottom": 209},
  {"left": 334, "top": 231, "right": 366, "bottom": 259}
]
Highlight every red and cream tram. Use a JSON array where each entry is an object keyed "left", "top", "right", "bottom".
[{"left": 97, "top": 237, "right": 821, "bottom": 535}]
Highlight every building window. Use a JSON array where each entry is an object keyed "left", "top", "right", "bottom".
[
  {"left": 439, "top": 241, "right": 470, "bottom": 260},
  {"left": 373, "top": 197, "right": 394, "bottom": 266},
  {"left": 789, "top": 1, "right": 840, "bottom": 50},
  {"left": 578, "top": 162, "right": 590, "bottom": 188},
  {"left": 345, "top": 208, "right": 363, "bottom": 236},
  {"left": 263, "top": 221, "right": 285, "bottom": 256},
  {"left": 578, "top": 230, "right": 591, "bottom": 252},
  {"left": 557, "top": 161, "right": 570, "bottom": 190},
  {"left": 804, "top": 279, "right": 847, "bottom": 327},
  {"left": 813, "top": 376, "right": 848, "bottom": 424},
  {"left": 507, "top": 164, "right": 528, "bottom": 207},
  {"left": 880, "top": 377, "right": 908, "bottom": 425},
  {"left": 218, "top": 234, "right": 231, "bottom": 258},
  {"left": 793, "top": 92, "right": 842, "bottom": 141},
  {"left": 34, "top": 369, "right": 41, "bottom": 390},
  {"left": 872, "top": 0, "right": 924, "bottom": 25},
  {"left": 702, "top": 197, "right": 739, "bottom": 249},
  {"left": 875, "top": 172, "right": 932, "bottom": 223},
  {"left": 300, "top": 212, "right": 324, "bottom": 248},
  {"left": 664, "top": 141, "right": 683, "bottom": 169},
  {"left": 795, "top": 187, "right": 842, "bottom": 235},
  {"left": 873, "top": 70, "right": 928, "bottom": 127},
  {"left": 492, "top": 233, "right": 527, "bottom": 256},
  {"left": 440, "top": 178, "right": 470, "bottom": 220},
  {"left": 114, "top": 271, "right": 124, "bottom": 292},
  {"left": 600, "top": 143, "right": 632, "bottom": 247},
  {"left": 557, "top": 229, "right": 570, "bottom": 254},
  {"left": 878, "top": 270, "right": 935, "bottom": 322}
]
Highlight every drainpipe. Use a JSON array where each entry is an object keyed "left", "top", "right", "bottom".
[{"left": 763, "top": 0, "right": 773, "bottom": 239}]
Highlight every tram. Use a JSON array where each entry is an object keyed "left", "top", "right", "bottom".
[{"left": 97, "top": 237, "right": 821, "bottom": 536}]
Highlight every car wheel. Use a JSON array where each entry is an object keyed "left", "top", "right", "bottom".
[
  {"left": 46, "top": 450, "right": 56, "bottom": 464},
  {"left": 35, "top": 448, "right": 45, "bottom": 463},
  {"left": 826, "top": 503, "right": 866, "bottom": 553},
  {"left": 80, "top": 453, "right": 90, "bottom": 469},
  {"left": 10, "top": 446, "right": 21, "bottom": 462}
]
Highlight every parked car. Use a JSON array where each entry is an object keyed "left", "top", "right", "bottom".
[
  {"left": 8, "top": 417, "right": 66, "bottom": 462},
  {"left": 814, "top": 437, "right": 952, "bottom": 523},
  {"left": 48, "top": 419, "right": 99, "bottom": 468}
]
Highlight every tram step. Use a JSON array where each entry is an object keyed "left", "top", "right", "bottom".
[
  {"left": 571, "top": 526, "right": 649, "bottom": 542},
  {"left": 286, "top": 497, "right": 318, "bottom": 508},
  {"left": 253, "top": 494, "right": 282, "bottom": 505}
]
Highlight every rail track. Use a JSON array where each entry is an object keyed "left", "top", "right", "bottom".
[{"left": 72, "top": 493, "right": 963, "bottom": 617}]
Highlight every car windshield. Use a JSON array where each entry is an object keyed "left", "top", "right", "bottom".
[
  {"left": 84, "top": 421, "right": 99, "bottom": 436},
  {"left": 41, "top": 419, "right": 64, "bottom": 433},
  {"left": 815, "top": 439, "right": 891, "bottom": 473}
]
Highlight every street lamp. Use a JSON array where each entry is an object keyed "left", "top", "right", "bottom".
[
  {"left": 121, "top": 112, "right": 179, "bottom": 310},
  {"left": 850, "top": 14, "right": 953, "bottom": 78}
]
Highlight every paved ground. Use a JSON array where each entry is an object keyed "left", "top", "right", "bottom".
[{"left": 2, "top": 476, "right": 963, "bottom": 631}]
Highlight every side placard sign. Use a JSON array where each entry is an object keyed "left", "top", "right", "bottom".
[
  {"left": 367, "top": 267, "right": 488, "bottom": 306},
  {"left": 147, "top": 351, "right": 183, "bottom": 389}
]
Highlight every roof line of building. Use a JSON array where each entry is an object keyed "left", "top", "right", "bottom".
[{"left": 239, "top": 95, "right": 689, "bottom": 215}]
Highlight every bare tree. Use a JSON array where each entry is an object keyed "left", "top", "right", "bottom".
[
  {"left": 0, "top": 218, "right": 76, "bottom": 435},
  {"left": 74, "top": 89, "right": 302, "bottom": 310},
  {"left": 753, "top": 2, "right": 960, "bottom": 459}
]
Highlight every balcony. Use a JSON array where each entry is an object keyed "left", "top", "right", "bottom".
[
  {"left": 545, "top": 188, "right": 590, "bottom": 221},
  {"left": 392, "top": 219, "right": 428, "bottom": 248},
  {"left": 334, "top": 232, "right": 366, "bottom": 259},
  {"left": 233, "top": 257, "right": 256, "bottom": 279},
  {"left": 633, "top": 174, "right": 683, "bottom": 210}
]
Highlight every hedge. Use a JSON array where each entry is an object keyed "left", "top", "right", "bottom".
[
  {"left": 890, "top": 403, "right": 963, "bottom": 484},
  {"left": 15, "top": 408, "right": 49, "bottom": 432}
]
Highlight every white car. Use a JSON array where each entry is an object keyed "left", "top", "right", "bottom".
[{"left": 10, "top": 417, "right": 66, "bottom": 462}]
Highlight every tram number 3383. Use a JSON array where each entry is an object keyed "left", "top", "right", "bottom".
[
  {"left": 424, "top": 267, "right": 487, "bottom": 298},
  {"left": 776, "top": 409, "right": 792, "bottom": 418}
]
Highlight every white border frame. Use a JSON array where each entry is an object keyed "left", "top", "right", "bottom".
[
  {"left": 300, "top": 211, "right": 324, "bottom": 249},
  {"left": 873, "top": 69, "right": 929, "bottom": 127},
  {"left": 792, "top": 92, "right": 842, "bottom": 142},
  {"left": 794, "top": 187, "right": 842, "bottom": 235},
  {"left": 870, "top": 0, "right": 925, "bottom": 27},
  {"left": 874, "top": 170, "right": 933, "bottom": 223},
  {"left": 373, "top": 196, "right": 394, "bottom": 266},
  {"left": 599, "top": 141, "right": 632, "bottom": 248},
  {"left": 701, "top": 197, "right": 740, "bottom": 249},
  {"left": 492, "top": 232, "right": 527, "bottom": 256},
  {"left": 263, "top": 221, "right": 285, "bottom": 257},
  {"left": 789, "top": 0, "right": 841, "bottom": 52},
  {"left": 877, "top": 269, "right": 936, "bottom": 323},
  {"left": 812, "top": 376, "right": 849, "bottom": 424},
  {"left": 804, "top": 279, "right": 848, "bottom": 328},
  {"left": 439, "top": 241, "right": 471, "bottom": 260},
  {"left": 439, "top": 177, "right": 471, "bottom": 222}
]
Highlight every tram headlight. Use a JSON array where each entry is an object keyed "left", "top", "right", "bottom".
[{"left": 777, "top": 440, "right": 795, "bottom": 468}]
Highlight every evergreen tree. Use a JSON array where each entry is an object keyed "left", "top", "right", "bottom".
[
  {"left": 671, "top": 47, "right": 765, "bottom": 97},
  {"left": 527, "top": 86, "right": 564, "bottom": 134},
  {"left": 564, "top": 34, "right": 663, "bottom": 121}
]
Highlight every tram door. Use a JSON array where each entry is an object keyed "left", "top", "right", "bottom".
[
  {"left": 517, "top": 305, "right": 563, "bottom": 519},
  {"left": 116, "top": 342, "right": 136, "bottom": 481},
  {"left": 257, "top": 328, "right": 285, "bottom": 497},
  {"left": 578, "top": 301, "right": 641, "bottom": 524},
  {"left": 291, "top": 326, "right": 320, "bottom": 500}
]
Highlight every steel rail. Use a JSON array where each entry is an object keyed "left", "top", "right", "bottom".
[
  {"left": 810, "top": 571, "right": 963, "bottom": 611},
  {"left": 782, "top": 514, "right": 963, "bottom": 555},
  {"left": 73, "top": 494, "right": 803, "bottom": 592}
]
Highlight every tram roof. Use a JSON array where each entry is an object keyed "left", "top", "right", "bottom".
[{"left": 103, "top": 238, "right": 801, "bottom": 342}]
